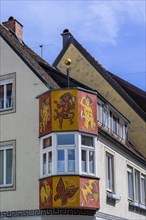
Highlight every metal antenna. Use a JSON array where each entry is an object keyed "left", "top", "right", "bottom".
[{"left": 39, "top": 44, "right": 43, "bottom": 57}]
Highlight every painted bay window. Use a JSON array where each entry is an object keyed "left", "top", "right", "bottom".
[
  {"left": 0, "top": 73, "right": 16, "bottom": 113},
  {"left": 0, "top": 140, "right": 15, "bottom": 190},
  {"left": 81, "top": 135, "right": 95, "bottom": 175},
  {"left": 106, "top": 152, "right": 114, "bottom": 192}
]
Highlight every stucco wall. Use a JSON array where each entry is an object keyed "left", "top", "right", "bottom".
[
  {"left": 97, "top": 137, "right": 146, "bottom": 220},
  {"left": 0, "top": 37, "right": 47, "bottom": 211},
  {"left": 56, "top": 44, "right": 146, "bottom": 157}
]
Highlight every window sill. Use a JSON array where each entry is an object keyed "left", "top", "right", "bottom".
[
  {"left": 107, "top": 192, "right": 121, "bottom": 201},
  {"left": 129, "top": 201, "right": 146, "bottom": 211},
  {"left": 0, "top": 184, "right": 15, "bottom": 192}
]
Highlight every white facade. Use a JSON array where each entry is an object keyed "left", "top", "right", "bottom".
[{"left": 0, "top": 36, "right": 47, "bottom": 211}]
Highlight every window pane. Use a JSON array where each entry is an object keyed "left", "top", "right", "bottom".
[
  {"left": 0, "top": 85, "right": 4, "bottom": 109},
  {"left": 89, "top": 151, "right": 94, "bottom": 174},
  {"left": 43, "top": 153, "right": 47, "bottom": 175},
  {"left": 57, "top": 134, "right": 75, "bottom": 145},
  {"left": 113, "top": 116, "right": 118, "bottom": 134},
  {"left": 48, "top": 151, "right": 52, "bottom": 174},
  {"left": 98, "top": 103, "right": 102, "bottom": 122},
  {"left": 0, "top": 150, "right": 4, "bottom": 185},
  {"left": 58, "top": 150, "right": 65, "bottom": 172},
  {"left": 103, "top": 110, "right": 109, "bottom": 128},
  {"left": 106, "top": 153, "right": 114, "bottom": 191},
  {"left": 141, "top": 176, "right": 146, "bottom": 205},
  {"left": 6, "top": 83, "right": 13, "bottom": 108},
  {"left": 43, "top": 136, "right": 52, "bottom": 149},
  {"left": 127, "top": 167, "right": 134, "bottom": 199},
  {"left": 135, "top": 170, "right": 140, "bottom": 202},
  {"left": 82, "top": 150, "right": 86, "bottom": 172},
  {"left": 6, "top": 149, "right": 13, "bottom": 184},
  {"left": 81, "top": 135, "right": 93, "bottom": 147},
  {"left": 68, "top": 150, "right": 75, "bottom": 172}
]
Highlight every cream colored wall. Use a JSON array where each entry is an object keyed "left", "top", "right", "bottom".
[
  {"left": 56, "top": 45, "right": 146, "bottom": 157},
  {"left": 0, "top": 37, "right": 47, "bottom": 211},
  {"left": 97, "top": 139, "right": 146, "bottom": 220}
]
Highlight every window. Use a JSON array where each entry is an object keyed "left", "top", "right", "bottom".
[
  {"left": 106, "top": 152, "right": 114, "bottom": 192},
  {"left": 97, "top": 102, "right": 103, "bottom": 123},
  {"left": 0, "top": 73, "right": 16, "bottom": 114},
  {"left": 103, "top": 108, "right": 109, "bottom": 128},
  {"left": 0, "top": 140, "right": 15, "bottom": 190},
  {"left": 81, "top": 135, "right": 95, "bottom": 175},
  {"left": 57, "top": 149, "right": 75, "bottom": 173},
  {"left": 141, "top": 175, "right": 146, "bottom": 205},
  {"left": 57, "top": 133, "right": 75, "bottom": 173},
  {"left": 42, "top": 136, "right": 52, "bottom": 176},
  {"left": 127, "top": 165, "right": 146, "bottom": 206},
  {"left": 135, "top": 170, "right": 140, "bottom": 202},
  {"left": 127, "top": 166, "right": 134, "bottom": 200}
]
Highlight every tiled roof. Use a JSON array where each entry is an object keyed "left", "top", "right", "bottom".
[
  {"left": 0, "top": 24, "right": 60, "bottom": 89},
  {"left": 109, "top": 71, "right": 146, "bottom": 112},
  {"left": 53, "top": 33, "right": 146, "bottom": 120}
]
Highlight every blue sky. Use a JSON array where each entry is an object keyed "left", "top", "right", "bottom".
[{"left": 1, "top": 0, "right": 146, "bottom": 91}]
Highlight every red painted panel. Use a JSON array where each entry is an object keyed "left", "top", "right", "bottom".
[
  {"left": 40, "top": 177, "right": 53, "bottom": 209},
  {"left": 80, "top": 177, "right": 100, "bottom": 209},
  {"left": 39, "top": 92, "right": 52, "bottom": 137}
]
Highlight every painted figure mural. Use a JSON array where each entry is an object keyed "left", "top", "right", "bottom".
[
  {"left": 40, "top": 97, "right": 51, "bottom": 134},
  {"left": 53, "top": 92, "right": 76, "bottom": 129},
  {"left": 80, "top": 95, "right": 96, "bottom": 130},
  {"left": 40, "top": 180, "right": 52, "bottom": 207}
]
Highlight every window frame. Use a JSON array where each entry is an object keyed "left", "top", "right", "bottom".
[
  {"left": 56, "top": 133, "right": 76, "bottom": 174},
  {"left": 106, "top": 151, "right": 115, "bottom": 193},
  {"left": 81, "top": 134, "right": 95, "bottom": 176},
  {"left": 41, "top": 135, "right": 53, "bottom": 177},
  {"left": 127, "top": 164, "right": 146, "bottom": 205},
  {"left": 0, "top": 73, "right": 16, "bottom": 115},
  {"left": 0, "top": 140, "right": 16, "bottom": 191}
]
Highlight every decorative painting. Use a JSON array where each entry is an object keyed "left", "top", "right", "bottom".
[
  {"left": 53, "top": 176, "right": 79, "bottom": 207},
  {"left": 80, "top": 178, "right": 100, "bottom": 209},
  {"left": 52, "top": 90, "right": 78, "bottom": 131},
  {"left": 78, "top": 91, "right": 97, "bottom": 134},
  {"left": 39, "top": 176, "right": 100, "bottom": 210},
  {"left": 39, "top": 92, "right": 51, "bottom": 137},
  {"left": 40, "top": 178, "right": 52, "bottom": 209}
]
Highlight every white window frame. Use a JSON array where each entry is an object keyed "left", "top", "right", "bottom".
[
  {"left": 0, "top": 140, "right": 16, "bottom": 191},
  {"left": 0, "top": 73, "right": 16, "bottom": 114},
  {"left": 141, "top": 174, "right": 146, "bottom": 205},
  {"left": 106, "top": 152, "right": 114, "bottom": 192},
  {"left": 56, "top": 133, "right": 76, "bottom": 174},
  {"left": 80, "top": 134, "right": 95, "bottom": 176},
  {"left": 127, "top": 164, "right": 146, "bottom": 205},
  {"left": 127, "top": 166, "right": 134, "bottom": 200},
  {"left": 41, "top": 135, "right": 52, "bottom": 177}
]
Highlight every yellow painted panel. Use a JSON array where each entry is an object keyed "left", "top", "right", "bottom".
[{"left": 53, "top": 176, "right": 80, "bottom": 208}]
